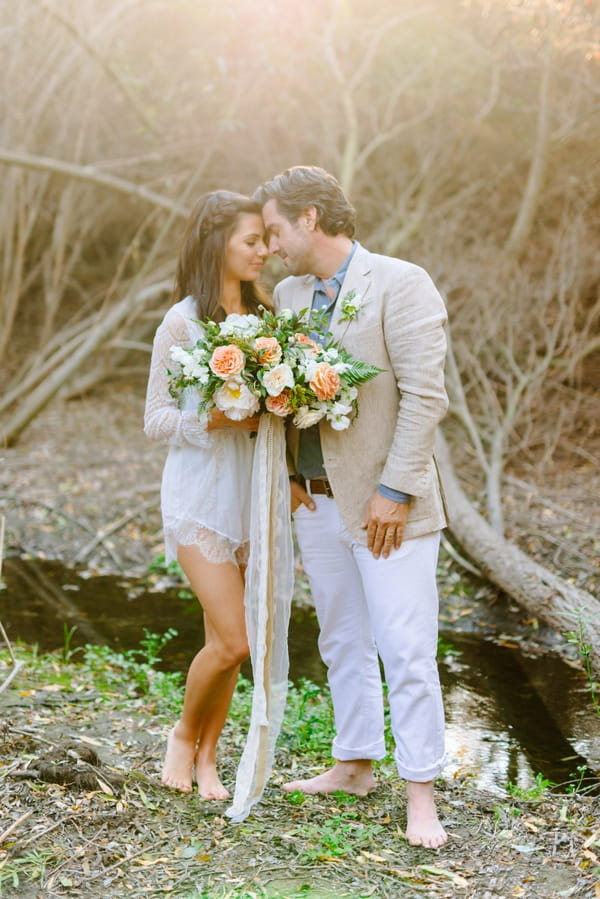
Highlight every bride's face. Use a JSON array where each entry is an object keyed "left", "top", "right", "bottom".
[{"left": 224, "top": 213, "right": 268, "bottom": 283}]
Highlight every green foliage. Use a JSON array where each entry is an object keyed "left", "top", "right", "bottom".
[
  {"left": 61, "top": 623, "right": 83, "bottom": 663},
  {"left": 506, "top": 772, "right": 555, "bottom": 801},
  {"left": 0, "top": 848, "right": 60, "bottom": 892},
  {"left": 297, "top": 811, "right": 383, "bottom": 861},
  {"left": 82, "top": 628, "right": 182, "bottom": 711},
  {"left": 565, "top": 764, "right": 595, "bottom": 796},
  {"left": 147, "top": 553, "right": 184, "bottom": 580},
  {"left": 565, "top": 612, "right": 600, "bottom": 718},
  {"left": 280, "top": 678, "right": 335, "bottom": 757}
]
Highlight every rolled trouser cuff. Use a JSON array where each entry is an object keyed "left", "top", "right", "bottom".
[
  {"left": 395, "top": 750, "right": 447, "bottom": 783},
  {"left": 333, "top": 737, "right": 386, "bottom": 762}
]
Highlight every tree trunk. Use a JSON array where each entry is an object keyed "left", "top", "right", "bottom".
[{"left": 435, "top": 431, "right": 600, "bottom": 674}]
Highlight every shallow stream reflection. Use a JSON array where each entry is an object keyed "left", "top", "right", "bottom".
[{"left": 2, "top": 557, "right": 599, "bottom": 795}]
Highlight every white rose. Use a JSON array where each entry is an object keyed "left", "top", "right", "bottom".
[
  {"left": 277, "top": 308, "right": 294, "bottom": 321},
  {"left": 329, "top": 415, "right": 351, "bottom": 431},
  {"left": 297, "top": 357, "right": 317, "bottom": 381},
  {"left": 293, "top": 406, "right": 325, "bottom": 429},
  {"left": 214, "top": 377, "right": 260, "bottom": 420},
  {"left": 169, "top": 345, "right": 191, "bottom": 366},
  {"left": 262, "top": 363, "right": 295, "bottom": 397},
  {"left": 184, "top": 361, "right": 210, "bottom": 384},
  {"left": 220, "top": 313, "right": 261, "bottom": 336}
]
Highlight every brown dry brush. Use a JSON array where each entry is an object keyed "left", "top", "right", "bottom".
[{"left": 0, "top": 3, "right": 598, "bottom": 542}]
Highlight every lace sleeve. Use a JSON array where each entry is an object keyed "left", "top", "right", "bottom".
[{"left": 143, "top": 308, "right": 210, "bottom": 448}]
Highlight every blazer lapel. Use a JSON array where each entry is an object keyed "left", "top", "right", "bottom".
[{"left": 329, "top": 245, "right": 373, "bottom": 341}]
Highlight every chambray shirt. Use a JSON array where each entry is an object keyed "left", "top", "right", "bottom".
[{"left": 296, "top": 242, "right": 410, "bottom": 505}]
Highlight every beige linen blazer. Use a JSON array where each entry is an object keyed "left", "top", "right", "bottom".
[{"left": 274, "top": 243, "right": 449, "bottom": 544}]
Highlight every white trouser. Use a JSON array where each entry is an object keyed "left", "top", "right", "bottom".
[{"left": 293, "top": 494, "right": 446, "bottom": 782}]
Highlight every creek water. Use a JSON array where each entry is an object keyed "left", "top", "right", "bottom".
[{"left": 2, "top": 556, "right": 599, "bottom": 796}]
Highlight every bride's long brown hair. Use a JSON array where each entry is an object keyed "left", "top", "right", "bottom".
[{"left": 171, "top": 190, "right": 271, "bottom": 321}]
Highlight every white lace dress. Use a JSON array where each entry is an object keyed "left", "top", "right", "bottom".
[{"left": 144, "top": 295, "right": 255, "bottom": 566}]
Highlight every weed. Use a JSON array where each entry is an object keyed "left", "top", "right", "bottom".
[
  {"left": 298, "top": 811, "right": 383, "bottom": 861},
  {"left": 564, "top": 764, "right": 597, "bottom": 795},
  {"left": 506, "top": 772, "right": 554, "bottom": 800},
  {"left": 147, "top": 553, "right": 184, "bottom": 579},
  {"left": 437, "top": 635, "right": 461, "bottom": 658},
  {"left": 0, "top": 848, "right": 59, "bottom": 892},
  {"left": 565, "top": 612, "right": 600, "bottom": 717},
  {"left": 61, "top": 624, "right": 83, "bottom": 663},
  {"left": 280, "top": 678, "right": 335, "bottom": 756},
  {"left": 82, "top": 629, "right": 183, "bottom": 711}
]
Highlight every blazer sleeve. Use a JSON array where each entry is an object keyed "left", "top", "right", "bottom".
[{"left": 380, "top": 264, "right": 449, "bottom": 497}]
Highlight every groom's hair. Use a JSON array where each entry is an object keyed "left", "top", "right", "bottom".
[{"left": 255, "top": 166, "right": 356, "bottom": 238}]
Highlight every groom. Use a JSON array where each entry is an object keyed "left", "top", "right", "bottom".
[{"left": 255, "top": 166, "right": 449, "bottom": 848}]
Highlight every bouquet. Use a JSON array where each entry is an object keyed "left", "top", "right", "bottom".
[{"left": 168, "top": 306, "right": 383, "bottom": 431}]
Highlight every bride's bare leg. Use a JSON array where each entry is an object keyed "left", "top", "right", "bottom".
[
  {"left": 193, "top": 662, "right": 240, "bottom": 799},
  {"left": 160, "top": 546, "right": 248, "bottom": 794}
]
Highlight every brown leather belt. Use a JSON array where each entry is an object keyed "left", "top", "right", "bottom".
[{"left": 305, "top": 477, "right": 334, "bottom": 498}]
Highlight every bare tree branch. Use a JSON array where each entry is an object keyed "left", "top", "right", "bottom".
[{"left": 0, "top": 148, "right": 188, "bottom": 217}]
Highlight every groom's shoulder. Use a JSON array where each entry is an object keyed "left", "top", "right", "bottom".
[
  {"left": 361, "top": 245, "right": 422, "bottom": 278},
  {"left": 273, "top": 273, "right": 313, "bottom": 297}
]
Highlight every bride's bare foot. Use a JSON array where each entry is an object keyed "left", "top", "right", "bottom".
[
  {"left": 194, "top": 758, "right": 230, "bottom": 800},
  {"left": 405, "top": 780, "right": 447, "bottom": 848},
  {"left": 160, "top": 727, "right": 195, "bottom": 793},
  {"left": 282, "top": 760, "right": 376, "bottom": 796}
]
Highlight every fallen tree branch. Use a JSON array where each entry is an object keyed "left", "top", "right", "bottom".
[
  {"left": 436, "top": 430, "right": 600, "bottom": 674},
  {"left": 73, "top": 498, "right": 157, "bottom": 563}
]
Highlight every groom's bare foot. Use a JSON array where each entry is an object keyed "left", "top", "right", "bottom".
[
  {"left": 405, "top": 780, "right": 447, "bottom": 848},
  {"left": 160, "top": 727, "right": 195, "bottom": 793},
  {"left": 282, "top": 760, "right": 376, "bottom": 796},
  {"left": 194, "top": 758, "right": 230, "bottom": 800}
]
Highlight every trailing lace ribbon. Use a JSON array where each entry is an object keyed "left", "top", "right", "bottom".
[{"left": 226, "top": 414, "right": 294, "bottom": 822}]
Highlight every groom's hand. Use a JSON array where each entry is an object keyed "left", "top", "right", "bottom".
[
  {"left": 361, "top": 492, "right": 409, "bottom": 559},
  {"left": 290, "top": 479, "right": 316, "bottom": 514}
]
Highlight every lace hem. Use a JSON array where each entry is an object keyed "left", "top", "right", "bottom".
[{"left": 165, "top": 524, "right": 250, "bottom": 567}]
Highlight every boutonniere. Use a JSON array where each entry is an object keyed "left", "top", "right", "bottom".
[{"left": 338, "top": 289, "right": 364, "bottom": 324}]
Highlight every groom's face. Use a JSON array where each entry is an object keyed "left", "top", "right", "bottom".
[{"left": 262, "top": 199, "right": 315, "bottom": 276}]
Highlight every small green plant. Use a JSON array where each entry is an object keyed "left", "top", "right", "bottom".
[
  {"left": 137, "top": 627, "right": 178, "bottom": 666},
  {"left": 437, "top": 635, "right": 462, "bottom": 658},
  {"left": 280, "top": 678, "right": 335, "bottom": 756},
  {"left": 147, "top": 553, "right": 184, "bottom": 579},
  {"left": 506, "top": 772, "right": 554, "bottom": 801},
  {"left": 565, "top": 612, "right": 600, "bottom": 717},
  {"left": 565, "top": 764, "right": 594, "bottom": 795},
  {"left": 82, "top": 629, "right": 182, "bottom": 710},
  {"left": 0, "top": 848, "right": 59, "bottom": 891},
  {"left": 61, "top": 624, "right": 82, "bottom": 663},
  {"left": 298, "top": 811, "right": 383, "bottom": 861},
  {"left": 285, "top": 789, "right": 307, "bottom": 806}
]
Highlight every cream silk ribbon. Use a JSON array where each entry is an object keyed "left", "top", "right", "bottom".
[{"left": 226, "top": 414, "right": 294, "bottom": 822}]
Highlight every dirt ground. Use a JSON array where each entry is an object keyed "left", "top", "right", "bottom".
[
  {"left": 1, "top": 644, "right": 600, "bottom": 899},
  {"left": 1, "top": 385, "right": 600, "bottom": 898}
]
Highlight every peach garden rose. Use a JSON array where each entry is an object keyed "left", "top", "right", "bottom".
[
  {"left": 265, "top": 390, "right": 293, "bottom": 417},
  {"left": 294, "top": 333, "right": 319, "bottom": 354},
  {"left": 209, "top": 344, "right": 245, "bottom": 379},
  {"left": 310, "top": 362, "right": 341, "bottom": 401},
  {"left": 254, "top": 336, "right": 282, "bottom": 366}
]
